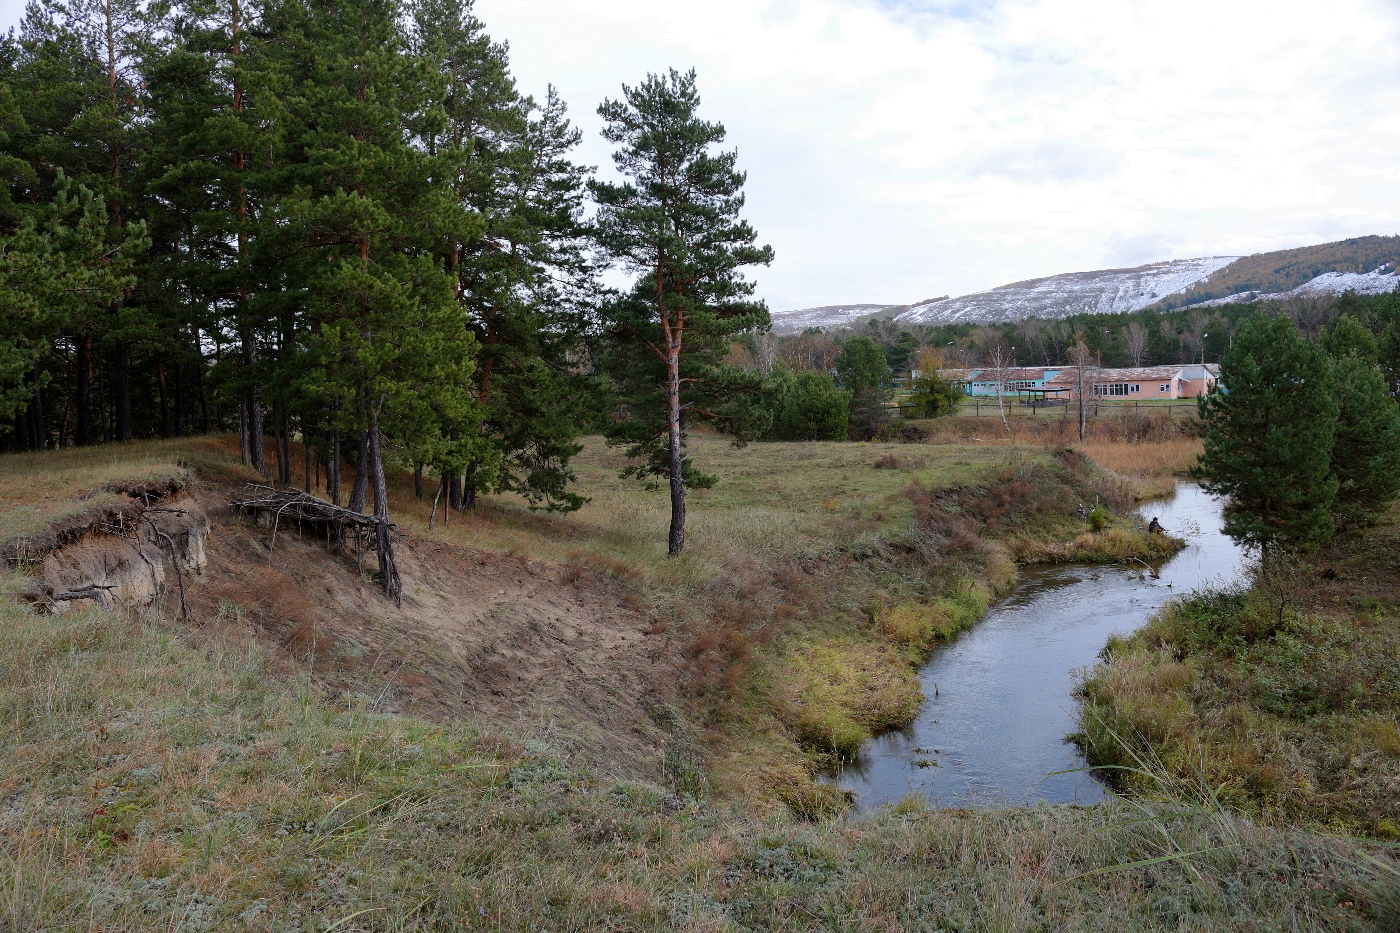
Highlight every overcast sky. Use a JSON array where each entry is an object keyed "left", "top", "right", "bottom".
[{"left": 5, "top": 0, "right": 1398, "bottom": 311}]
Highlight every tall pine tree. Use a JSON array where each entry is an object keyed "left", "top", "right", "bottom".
[
  {"left": 1195, "top": 314, "right": 1338, "bottom": 555},
  {"left": 592, "top": 69, "right": 772, "bottom": 555}
]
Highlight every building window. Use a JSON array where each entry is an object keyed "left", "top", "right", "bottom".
[
  {"left": 1093, "top": 383, "right": 1130, "bottom": 397},
  {"left": 1131, "top": 384, "right": 1140, "bottom": 393},
  {"left": 1160, "top": 384, "right": 1168, "bottom": 392}
]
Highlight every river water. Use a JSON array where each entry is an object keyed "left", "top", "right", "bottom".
[{"left": 833, "top": 481, "right": 1248, "bottom": 811}]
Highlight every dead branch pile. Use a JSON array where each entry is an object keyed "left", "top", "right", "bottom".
[{"left": 232, "top": 484, "right": 402, "bottom": 605}]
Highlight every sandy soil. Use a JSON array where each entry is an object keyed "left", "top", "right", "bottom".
[{"left": 181, "top": 482, "right": 682, "bottom": 781}]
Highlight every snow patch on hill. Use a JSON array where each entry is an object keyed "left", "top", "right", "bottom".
[
  {"left": 769, "top": 303, "right": 902, "bottom": 334},
  {"left": 897, "top": 257, "right": 1239, "bottom": 326},
  {"left": 1183, "top": 265, "right": 1400, "bottom": 308}
]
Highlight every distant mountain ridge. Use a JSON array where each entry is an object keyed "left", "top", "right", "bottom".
[{"left": 769, "top": 235, "right": 1400, "bottom": 333}]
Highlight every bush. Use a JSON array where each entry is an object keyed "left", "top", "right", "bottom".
[
  {"left": 904, "top": 370, "right": 963, "bottom": 418},
  {"left": 765, "top": 366, "right": 851, "bottom": 441}
]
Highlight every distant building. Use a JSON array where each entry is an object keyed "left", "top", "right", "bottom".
[{"left": 941, "top": 364, "right": 1219, "bottom": 401}]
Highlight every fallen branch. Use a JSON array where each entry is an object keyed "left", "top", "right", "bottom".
[
  {"left": 51, "top": 584, "right": 117, "bottom": 609},
  {"left": 233, "top": 484, "right": 400, "bottom": 597}
]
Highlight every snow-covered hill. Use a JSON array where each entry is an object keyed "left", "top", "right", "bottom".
[
  {"left": 768, "top": 303, "right": 902, "bottom": 334},
  {"left": 1181, "top": 265, "right": 1400, "bottom": 308},
  {"left": 897, "top": 257, "right": 1239, "bottom": 325},
  {"left": 769, "top": 241, "right": 1400, "bottom": 333},
  {"left": 769, "top": 258, "right": 1238, "bottom": 332}
]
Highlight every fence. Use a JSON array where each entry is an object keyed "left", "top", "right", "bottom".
[{"left": 952, "top": 399, "right": 1200, "bottom": 420}]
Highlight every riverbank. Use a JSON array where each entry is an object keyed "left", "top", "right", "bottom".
[
  {"left": 1, "top": 578, "right": 1393, "bottom": 930},
  {"left": 837, "top": 481, "right": 1236, "bottom": 810},
  {"left": 0, "top": 434, "right": 1185, "bottom": 816},
  {"left": 1076, "top": 504, "right": 1400, "bottom": 839}
]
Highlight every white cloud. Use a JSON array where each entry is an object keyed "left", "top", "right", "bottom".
[{"left": 4, "top": 0, "right": 1397, "bottom": 311}]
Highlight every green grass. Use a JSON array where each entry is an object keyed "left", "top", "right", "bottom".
[{"left": 0, "top": 577, "right": 1393, "bottom": 931}]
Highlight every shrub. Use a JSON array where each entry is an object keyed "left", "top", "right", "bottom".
[
  {"left": 904, "top": 369, "right": 963, "bottom": 418},
  {"left": 759, "top": 364, "right": 852, "bottom": 441}
]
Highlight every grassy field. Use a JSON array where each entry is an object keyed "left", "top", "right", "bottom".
[
  {"left": 1, "top": 577, "right": 1394, "bottom": 931},
  {"left": 1077, "top": 506, "right": 1400, "bottom": 840},
  {"left": 384, "top": 432, "right": 1183, "bottom": 803},
  {"left": 2, "top": 430, "right": 1187, "bottom": 812},
  {"left": 3, "top": 430, "right": 1398, "bottom": 928}
]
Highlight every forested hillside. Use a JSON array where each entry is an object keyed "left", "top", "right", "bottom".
[{"left": 1152, "top": 235, "right": 1400, "bottom": 310}]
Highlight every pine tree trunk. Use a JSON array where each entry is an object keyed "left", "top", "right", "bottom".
[
  {"left": 75, "top": 335, "right": 93, "bottom": 446},
  {"left": 666, "top": 345, "right": 686, "bottom": 556},
  {"left": 113, "top": 342, "right": 132, "bottom": 441},
  {"left": 173, "top": 361, "right": 185, "bottom": 436},
  {"left": 328, "top": 428, "right": 342, "bottom": 506},
  {"left": 249, "top": 392, "right": 267, "bottom": 476},
  {"left": 348, "top": 432, "right": 369, "bottom": 513},
  {"left": 462, "top": 463, "right": 477, "bottom": 512},
  {"left": 239, "top": 399, "right": 250, "bottom": 465},
  {"left": 156, "top": 357, "right": 170, "bottom": 437},
  {"left": 271, "top": 414, "right": 283, "bottom": 484},
  {"left": 31, "top": 360, "right": 45, "bottom": 450},
  {"left": 368, "top": 410, "right": 400, "bottom": 605},
  {"left": 281, "top": 418, "right": 293, "bottom": 485},
  {"left": 304, "top": 428, "right": 312, "bottom": 493},
  {"left": 413, "top": 463, "right": 423, "bottom": 500}
]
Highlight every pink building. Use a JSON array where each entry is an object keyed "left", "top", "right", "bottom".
[{"left": 1041, "top": 365, "right": 1220, "bottom": 400}]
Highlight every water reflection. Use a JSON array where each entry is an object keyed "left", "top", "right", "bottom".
[{"left": 832, "top": 481, "right": 1248, "bottom": 811}]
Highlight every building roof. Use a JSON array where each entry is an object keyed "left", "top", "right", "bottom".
[
  {"left": 939, "top": 367, "right": 1057, "bottom": 383},
  {"left": 1044, "top": 365, "right": 1188, "bottom": 386}
]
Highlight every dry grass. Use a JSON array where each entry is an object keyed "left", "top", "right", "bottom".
[
  {"left": 0, "top": 432, "right": 1192, "bottom": 816},
  {"left": 1077, "top": 507, "right": 1400, "bottom": 838},
  {"left": 1080, "top": 437, "right": 1204, "bottom": 479},
  {"left": 0, "top": 583, "right": 1392, "bottom": 931}
]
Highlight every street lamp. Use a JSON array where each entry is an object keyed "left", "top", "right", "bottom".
[{"left": 1201, "top": 333, "right": 1208, "bottom": 366}]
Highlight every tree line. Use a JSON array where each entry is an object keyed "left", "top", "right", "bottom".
[
  {"left": 761, "top": 290, "right": 1400, "bottom": 375},
  {"left": 0, "top": 0, "right": 783, "bottom": 580}
]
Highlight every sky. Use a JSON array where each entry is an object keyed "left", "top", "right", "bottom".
[{"left": 4, "top": 0, "right": 1399, "bottom": 312}]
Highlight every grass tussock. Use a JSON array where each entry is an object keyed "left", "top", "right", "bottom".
[
  {"left": 1017, "top": 526, "right": 1186, "bottom": 564},
  {"left": 1077, "top": 511, "right": 1400, "bottom": 837},
  {"left": 877, "top": 584, "right": 990, "bottom": 661},
  {"left": 774, "top": 640, "right": 923, "bottom": 760},
  {"left": 0, "top": 583, "right": 1393, "bottom": 930}
]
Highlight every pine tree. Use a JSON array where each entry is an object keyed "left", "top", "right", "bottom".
[
  {"left": 0, "top": 175, "right": 145, "bottom": 432},
  {"left": 1194, "top": 314, "right": 1338, "bottom": 555},
  {"left": 906, "top": 369, "right": 962, "bottom": 418},
  {"left": 267, "top": 0, "right": 479, "bottom": 602},
  {"left": 836, "top": 335, "right": 892, "bottom": 440},
  {"left": 1321, "top": 314, "right": 1379, "bottom": 363},
  {"left": 1327, "top": 352, "right": 1400, "bottom": 528},
  {"left": 1375, "top": 322, "right": 1400, "bottom": 399},
  {"left": 765, "top": 364, "right": 850, "bottom": 441},
  {"left": 592, "top": 69, "right": 772, "bottom": 555}
]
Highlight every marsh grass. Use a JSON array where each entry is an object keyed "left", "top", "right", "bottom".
[
  {"left": 1076, "top": 513, "right": 1400, "bottom": 838},
  {"left": 0, "top": 581, "right": 1390, "bottom": 931}
]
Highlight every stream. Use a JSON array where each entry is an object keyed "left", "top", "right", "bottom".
[{"left": 832, "top": 481, "right": 1248, "bottom": 811}]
